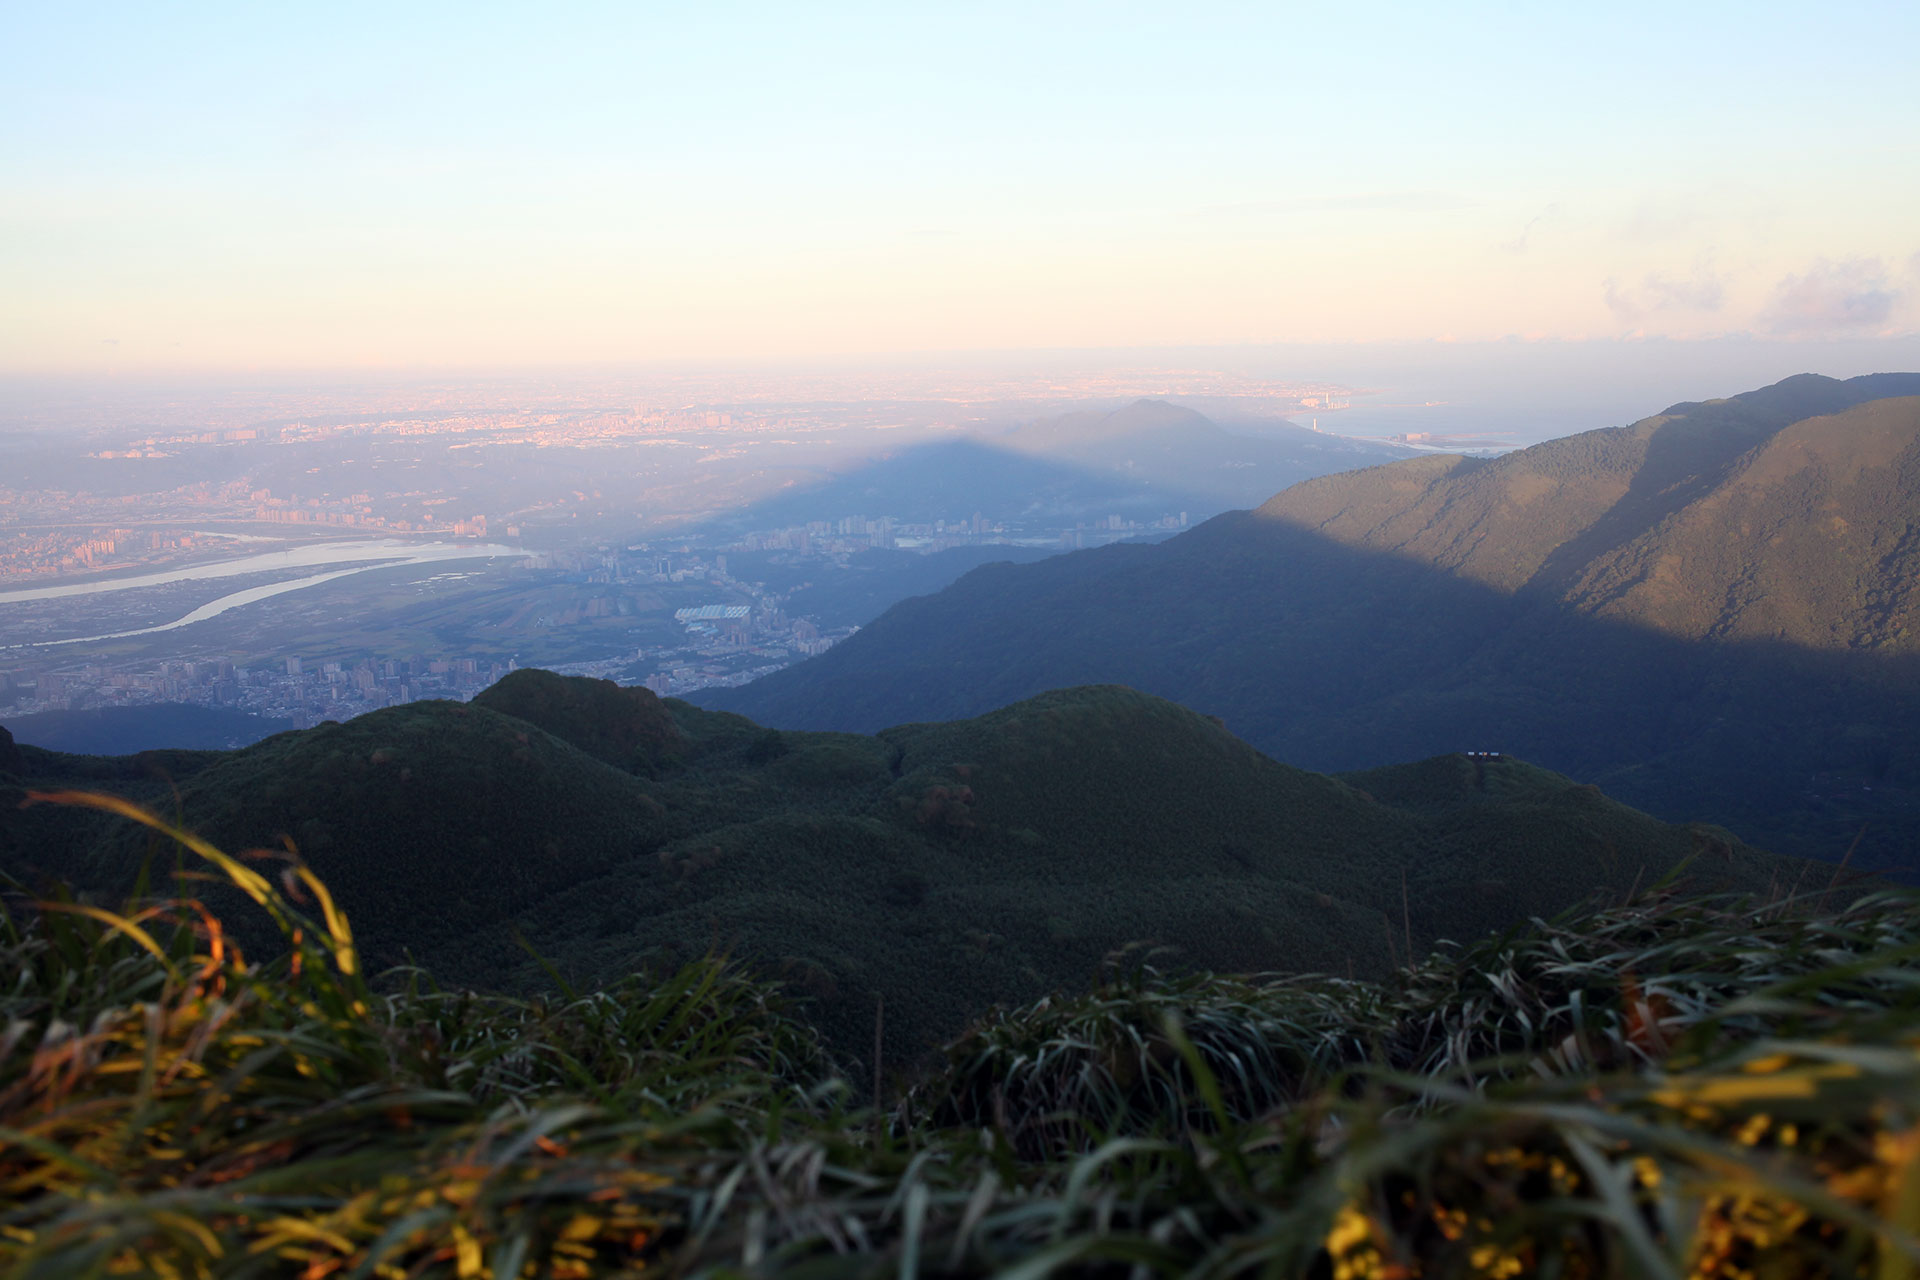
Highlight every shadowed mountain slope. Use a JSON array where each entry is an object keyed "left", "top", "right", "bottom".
[
  {"left": 2, "top": 677, "right": 1798, "bottom": 1058},
  {"left": 700, "top": 375, "right": 1920, "bottom": 865}
]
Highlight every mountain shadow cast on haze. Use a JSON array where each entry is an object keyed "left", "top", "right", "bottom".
[{"left": 665, "top": 403, "right": 1406, "bottom": 542}]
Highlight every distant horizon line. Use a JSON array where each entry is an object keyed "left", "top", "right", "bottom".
[{"left": 4, "top": 332, "right": 1919, "bottom": 384}]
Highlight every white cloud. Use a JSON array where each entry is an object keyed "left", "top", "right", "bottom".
[
  {"left": 1762, "top": 257, "right": 1901, "bottom": 335},
  {"left": 1602, "top": 277, "right": 1643, "bottom": 325},
  {"left": 1603, "top": 263, "right": 1726, "bottom": 325},
  {"left": 1643, "top": 269, "right": 1725, "bottom": 312},
  {"left": 1501, "top": 203, "right": 1561, "bottom": 255}
]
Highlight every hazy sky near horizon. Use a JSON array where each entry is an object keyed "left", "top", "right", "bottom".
[{"left": 5, "top": 2, "right": 1918, "bottom": 372}]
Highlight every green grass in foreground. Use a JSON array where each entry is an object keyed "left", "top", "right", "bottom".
[{"left": 4, "top": 791, "right": 1920, "bottom": 1277}]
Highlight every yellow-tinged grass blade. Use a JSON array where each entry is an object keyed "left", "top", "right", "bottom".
[
  {"left": 25, "top": 790, "right": 276, "bottom": 905},
  {"left": 23, "top": 790, "right": 357, "bottom": 979},
  {"left": 33, "top": 902, "right": 176, "bottom": 974},
  {"left": 287, "top": 864, "right": 357, "bottom": 977}
]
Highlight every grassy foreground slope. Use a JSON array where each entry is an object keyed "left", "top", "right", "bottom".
[
  {"left": 3, "top": 673, "right": 1802, "bottom": 1060},
  {"left": 2, "top": 796, "right": 1916, "bottom": 1278},
  {"left": 699, "top": 374, "right": 1920, "bottom": 866}
]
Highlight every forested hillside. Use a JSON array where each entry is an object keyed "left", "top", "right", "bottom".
[{"left": 0, "top": 672, "right": 1796, "bottom": 1059}]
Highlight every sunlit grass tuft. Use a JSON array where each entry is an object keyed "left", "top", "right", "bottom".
[{"left": 0, "top": 792, "right": 824, "bottom": 1278}]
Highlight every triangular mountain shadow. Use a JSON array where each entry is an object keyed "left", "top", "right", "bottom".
[{"left": 666, "top": 401, "right": 1406, "bottom": 540}]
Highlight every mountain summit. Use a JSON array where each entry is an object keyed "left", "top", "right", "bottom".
[
  {"left": 1252, "top": 372, "right": 1920, "bottom": 645},
  {"left": 1006, "top": 398, "right": 1219, "bottom": 449},
  {"left": 998, "top": 398, "right": 1400, "bottom": 507}
]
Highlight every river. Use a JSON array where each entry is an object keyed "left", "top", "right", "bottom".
[
  {"left": 0, "top": 539, "right": 525, "bottom": 604},
  {"left": 0, "top": 541, "right": 527, "bottom": 649}
]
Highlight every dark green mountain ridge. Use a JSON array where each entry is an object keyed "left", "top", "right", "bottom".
[
  {"left": 3, "top": 672, "right": 1802, "bottom": 1059},
  {"left": 700, "top": 373, "right": 1920, "bottom": 865}
]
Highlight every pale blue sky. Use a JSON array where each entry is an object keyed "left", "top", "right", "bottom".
[{"left": 4, "top": 2, "right": 1917, "bottom": 369}]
